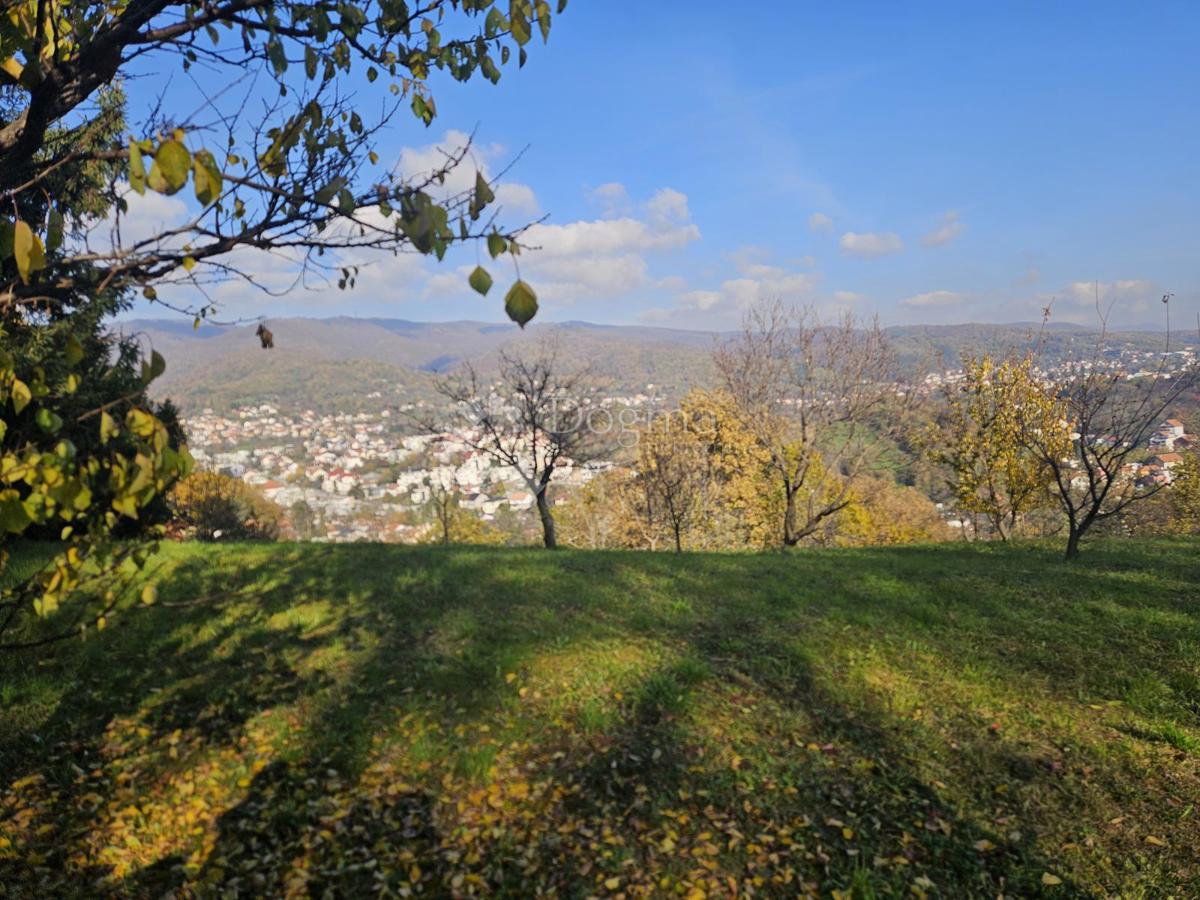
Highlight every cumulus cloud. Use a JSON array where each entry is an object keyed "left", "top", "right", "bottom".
[
  {"left": 1057, "top": 279, "right": 1156, "bottom": 308},
  {"left": 494, "top": 188, "right": 700, "bottom": 305},
  {"left": 921, "top": 210, "right": 965, "bottom": 248},
  {"left": 808, "top": 212, "right": 833, "bottom": 233},
  {"left": 645, "top": 187, "right": 691, "bottom": 225},
  {"left": 902, "top": 290, "right": 965, "bottom": 308},
  {"left": 647, "top": 251, "right": 821, "bottom": 323},
  {"left": 833, "top": 290, "right": 864, "bottom": 303},
  {"left": 587, "top": 182, "right": 631, "bottom": 216},
  {"left": 396, "top": 129, "right": 539, "bottom": 215},
  {"left": 840, "top": 231, "right": 904, "bottom": 259}
]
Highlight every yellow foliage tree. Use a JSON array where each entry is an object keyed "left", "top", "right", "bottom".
[
  {"left": 930, "top": 355, "right": 1066, "bottom": 540},
  {"left": 169, "top": 471, "right": 281, "bottom": 541}
]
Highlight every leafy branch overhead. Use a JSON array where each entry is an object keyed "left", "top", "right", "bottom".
[
  {"left": 0, "top": 0, "right": 565, "bottom": 326},
  {"left": 0, "top": 0, "right": 565, "bottom": 643}
]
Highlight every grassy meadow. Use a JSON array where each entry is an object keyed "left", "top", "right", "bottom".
[{"left": 1, "top": 538, "right": 1198, "bottom": 897}]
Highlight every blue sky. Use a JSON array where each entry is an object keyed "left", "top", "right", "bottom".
[{"left": 125, "top": 1, "right": 1200, "bottom": 330}]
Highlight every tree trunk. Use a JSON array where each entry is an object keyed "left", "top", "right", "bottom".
[
  {"left": 673, "top": 521, "right": 683, "bottom": 553},
  {"left": 1065, "top": 523, "right": 1082, "bottom": 560},
  {"left": 782, "top": 488, "right": 800, "bottom": 547},
  {"left": 536, "top": 489, "right": 557, "bottom": 549}
]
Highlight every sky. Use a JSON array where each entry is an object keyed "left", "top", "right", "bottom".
[{"left": 122, "top": 1, "right": 1200, "bottom": 330}]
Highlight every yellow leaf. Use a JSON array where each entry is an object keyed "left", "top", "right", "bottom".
[
  {"left": 604, "top": 876, "right": 620, "bottom": 890},
  {"left": 1041, "top": 873, "right": 1063, "bottom": 886},
  {"left": 973, "top": 839, "right": 995, "bottom": 851},
  {"left": 505, "top": 672, "right": 516, "bottom": 683},
  {"left": 1145, "top": 835, "right": 1167, "bottom": 847}
]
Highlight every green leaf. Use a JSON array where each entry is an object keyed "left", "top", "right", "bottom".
[
  {"left": 192, "top": 149, "right": 223, "bottom": 205},
  {"left": 153, "top": 139, "right": 191, "bottom": 195},
  {"left": 268, "top": 38, "right": 288, "bottom": 76},
  {"left": 129, "top": 139, "right": 146, "bottom": 194},
  {"left": 471, "top": 171, "right": 495, "bottom": 220},
  {"left": 99, "top": 411, "right": 119, "bottom": 445},
  {"left": 511, "top": 5, "right": 532, "bottom": 45},
  {"left": 35, "top": 408, "right": 62, "bottom": 434},
  {"left": 0, "top": 492, "right": 32, "bottom": 534},
  {"left": 469, "top": 265, "right": 493, "bottom": 296},
  {"left": 487, "top": 232, "right": 507, "bottom": 259},
  {"left": 64, "top": 333, "right": 84, "bottom": 366},
  {"left": 10, "top": 378, "right": 31, "bottom": 414},
  {"left": 12, "top": 219, "right": 45, "bottom": 284},
  {"left": 149, "top": 350, "right": 167, "bottom": 381},
  {"left": 504, "top": 280, "right": 538, "bottom": 328},
  {"left": 411, "top": 94, "right": 434, "bottom": 126},
  {"left": 46, "top": 209, "right": 63, "bottom": 253}
]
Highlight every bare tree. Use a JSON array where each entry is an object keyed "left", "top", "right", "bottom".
[
  {"left": 429, "top": 341, "right": 604, "bottom": 549},
  {"left": 635, "top": 412, "right": 709, "bottom": 552},
  {"left": 714, "top": 300, "right": 908, "bottom": 547},
  {"left": 1021, "top": 298, "right": 1200, "bottom": 559},
  {"left": 422, "top": 475, "right": 461, "bottom": 546}
]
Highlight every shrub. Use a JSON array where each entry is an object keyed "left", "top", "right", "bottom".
[{"left": 169, "top": 472, "right": 281, "bottom": 541}]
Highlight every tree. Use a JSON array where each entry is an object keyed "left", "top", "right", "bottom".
[
  {"left": 929, "top": 354, "right": 1064, "bottom": 540},
  {"left": 825, "top": 476, "right": 951, "bottom": 547},
  {"left": 633, "top": 411, "right": 709, "bottom": 552},
  {"left": 1165, "top": 452, "right": 1200, "bottom": 534},
  {"left": 423, "top": 474, "right": 460, "bottom": 545},
  {"left": 556, "top": 469, "right": 639, "bottom": 549},
  {"left": 677, "top": 388, "right": 776, "bottom": 549},
  {"left": 419, "top": 475, "right": 505, "bottom": 545},
  {"left": 713, "top": 300, "right": 907, "bottom": 547},
  {"left": 430, "top": 341, "right": 602, "bottom": 548},
  {"left": 289, "top": 499, "right": 316, "bottom": 539},
  {"left": 1, "top": 1, "right": 563, "bottom": 324},
  {"left": 0, "top": 0, "right": 565, "bottom": 641},
  {"left": 1020, "top": 303, "right": 1200, "bottom": 559},
  {"left": 169, "top": 471, "right": 281, "bottom": 540}
]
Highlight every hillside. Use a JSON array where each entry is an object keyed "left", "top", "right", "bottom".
[
  {"left": 2, "top": 538, "right": 1198, "bottom": 895},
  {"left": 121, "top": 317, "right": 721, "bottom": 412},
  {"left": 119, "top": 316, "right": 1190, "bottom": 413}
]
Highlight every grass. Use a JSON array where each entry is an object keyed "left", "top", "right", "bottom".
[{"left": 0, "top": 537, "right": 1198, "bottom": 898}]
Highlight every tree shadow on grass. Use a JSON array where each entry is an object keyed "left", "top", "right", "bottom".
[{"left": 3, "top": 539, "right": 1197, "bottom": 895}]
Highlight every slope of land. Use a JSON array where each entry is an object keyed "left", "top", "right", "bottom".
[{"left": 2, "top": 538, "right": 1198, "bottom": 895}]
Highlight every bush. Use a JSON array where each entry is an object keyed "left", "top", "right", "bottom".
[{"left": 169, "top": 472, "right": 282, "bottom": 541}]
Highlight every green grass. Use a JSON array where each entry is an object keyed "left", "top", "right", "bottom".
[{"left": 1, "top": 537, "right": 1198, "bottom": 897}]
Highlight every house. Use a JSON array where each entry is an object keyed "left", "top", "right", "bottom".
[
  {"left": 1149, "top": 418, "right": 1187, "bottom": 450},
  {"left": 1149, "top": 453, "right": 1183, "bottom": 469}
]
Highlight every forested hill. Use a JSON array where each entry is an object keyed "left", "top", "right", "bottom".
[{"left": 120, "top": 315, "right": 1188, "bottom": 413}]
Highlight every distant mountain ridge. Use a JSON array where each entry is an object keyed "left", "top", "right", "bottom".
[{"left": 117, "top": 316, "right": 1184, "bottom": 413}]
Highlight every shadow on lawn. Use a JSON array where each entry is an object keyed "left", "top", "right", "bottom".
[{"left": 5, "top": 539, "right": 1197, "bottom": 894}]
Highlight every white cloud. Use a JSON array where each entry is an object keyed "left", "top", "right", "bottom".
[
  {"left": 808, "top": 212, "right": 833, "bottom": 233},
  {"left": 1057, "top": 279, "right": 1156, "bottom": 308},
  {"left": 840, "top": 231, "right": 904, "bottom": 259},
  {"left": 834, "top": 290, "right": 865, "bottom": 303},
  {"left": 921, "top": 210, "right": 965, "bottom": 248},
  {"left": 588, "top": 182, "right": 631, "bottom": 216},
  {"left": 902, "top": 290, "right": 965, "bottom": 308},
  {"left": 396, "top": 128, "right": 539, "bottom": 216},
  {"left": 91, "top": 183, "right": 190, "bottom": 252},
  {"left": 650, "top": 251, "right": 821, "bottom": 322},
  {"left": 645, "top": 187, "right": 690, "bottom": 225}
]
